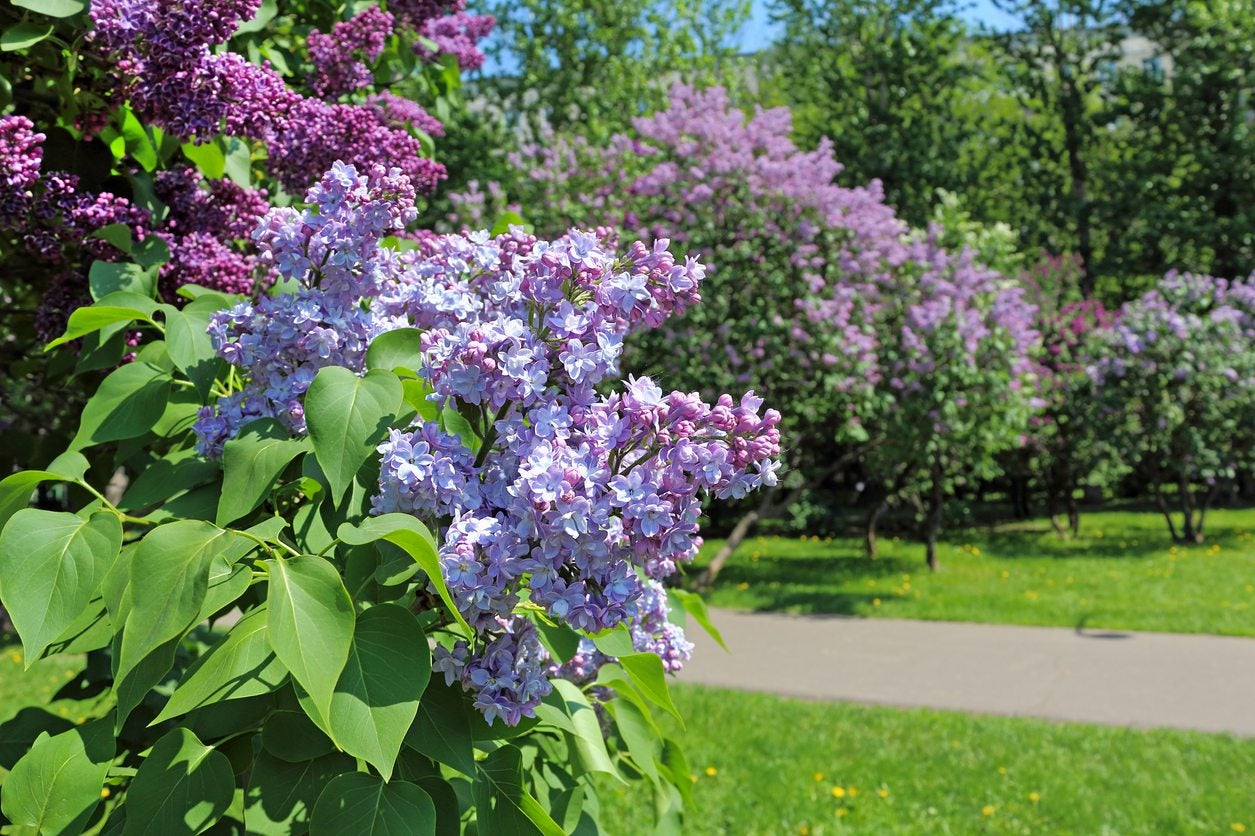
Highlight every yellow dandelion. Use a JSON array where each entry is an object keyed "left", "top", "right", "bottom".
[
  {"left": 814, "top": 773, "right": 824, "bottom": 782},
  {"left": 982, "top": 805, "right": 996, "bottom": 817},
  {"left": 848, "top": 786, "right": 859, "bottom": 797},
  {"left": 872, "top": 598, "right": 881, "bottom": 607},
  {"left": 1001, "top": 570, "right": 1009, "bottom": 580},
  {"left": 836, "top": 808, "right": 848, "bottom": 818},
  {"left": 705, "top": 766, "right": 718, "bottom": 777},
  {"left": 1246, "top": 585, "right": 1254, "bottom": 594},
  {"left": 1231, "top": 825, "right": 1247, "bottom": 834},
  {"left": 972, "top": 547, "right": 981, "bottom": 556},
  {"left": 997, "top": 766, "right": 1007, "bottom": 775},
  {"left": 799, "top": 826, "right": 810, "bottom": 836},
  {"left": 736, "top": 582, "right": 750, "bottom": 591},
  {"left": 8, "top": 651, "right": 21, "bottom": 663},
  {"left": 831, "top": 786, "right": 846, "bottom": 798},
  {"left": 878, "top": 788, "right": 889, "bottom": 799},
  {"left": 1029, "top": 792, "right": 1040, "bottom": 803},
  {"left": 690, "top": 774, "right": 698, "bottom": 783},
  {"left": 100, "top": 787, "right": 111, "bottom": 799}
]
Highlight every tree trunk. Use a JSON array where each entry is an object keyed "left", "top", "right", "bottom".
[
  {"left": 924, "top": 472, "right": 944, "bottom": 572},
  {"left": 865, "top": 501, "right": 887, "bottom": 558},
  {"left": 1066, "top": 493, "right": 1080, "bottom": 537},
  {"left": 1046, "top": 488, "right": 1065, "bottom": 538},
  {"left": 1152, "top": 481, "right": 1181, "bottom": 543}
]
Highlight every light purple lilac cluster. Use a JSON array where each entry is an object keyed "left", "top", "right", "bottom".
[
  {"left": 432, "top": 615, "right": 552, "bottom": 726},
  {"left": 86, "top": 0, "right": 446, "bottom": 192},
  {"left": 552, "top": 580, "right": 694, "bottom": 686},
  {"left": 308, "top": 7, "right": 394, "bottom": 98},
  {"left": 195, "top": 162, "right": 781, "bottom": 724},
  {"left": 194, "top": 162, "right": 417, "bottom": 453}
]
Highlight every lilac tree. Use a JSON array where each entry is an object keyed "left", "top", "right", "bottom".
[
  {"left": 1087, "top": 272, "right": 1255, "bottom": 543},
  {"left": 467, "top": 84, "right": 1040, "bottom": 573}
]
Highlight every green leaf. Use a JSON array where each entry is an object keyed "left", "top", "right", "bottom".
[
  {"left": 163, "top": 304, "right": 222, "bottom": 401},
  {"left": 606, "top": 696, "right": 661, "bottom": 786},
  {"left": 46, "top": 293, "right": 158, "bottom": 349},
  {"left": 244, "top": 750, "right": 355, "bottom": 835},
  {"left": 233, "top": 0, "right": 277, "bottom": 34},
  {"left": 616, "top": 654, "right": 683, "bottom": 724},
  {"left": 152, "top": 607, "right": 287, "bottom": 723},
  {"left": 440, "top": 406, "right": 479, "bottom": 453},
  {"left": 10, "top": 0, "right": 85, "bottom": 16},
  {"left": 217, "top": 419, "right": 309, "bottom": 525},
  {"left": 474, "top": 745, "right": 566, "bottom": 836},
  {"left": 119, "top": 446, "right": 220, "bottom": 511},
  {"left": 402, "top": 378, "right": 440, "bottom": 422},
  {"left": 261, "top": 710, "right": 336, "bottom": 763},
  {"left": 490, "top": 211, "right": 527, "bottom": 236},
  {"left": 0, "top": 451, "right": 88, "bottom": 530},
  {"left": 116, "top": 521, "right": 238, "bottom": 689},
  {"left": 91, "top": 224, "right": 134, "bottom": 255},
  {"left": 591, "top": 624, "right": 635, "bottom": 658},
  {"left": 89, "top": 260, "right": 154, "bottom": 301},
  {"left": 405, "top": 678, "right": 475, "bottom": 776},
  {"left": 1, "top": 716, "right": 113, "bottom": 833},
  {"left": 311, "top": 773, "right": 436, "bottom": 836},
  {"left": 70, "top": 361, "right": 172, "bottom": 450},
  {"left": 337, "top": 514, "right": 468, "bottom": 635},
  {"left": 1, "top": 21, "right": 53, "bottom": 51},
  {"left": 305, "top": 367, "right": 403, "bottom": 504},
  {"left": 265, "top": 555, "right": 354, "bottom": 724},
  {"left": 0, "top": 509, "right": 121, "bottom": 663},
  {"left": 365, "top": 328, "right": 424, "bottom": 375},
  {"left": 182, "top": 140, "right": 225, "bottom": 179},
  {"left": 221, "top": 137, "right": 251, "bottom": 186},
  {"left": 670, "top": 588, "right": 728, "bottom": 651},
  {"left": 119, "top": 107, "right": 158, "bottom": 172},
  {"left": 123, "top": 727, "right": 234, "bottom": 836},
  {"left": 325, "top": 604, "right": 430, "bottom": 780},
  {"left": 539, "top": 680, "right": 622, "bottom": 782}
]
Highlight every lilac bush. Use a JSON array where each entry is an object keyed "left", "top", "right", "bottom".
[
  {"left": 1087, "top": 272, "right": 1255, "bottom": 542},
  {"left": 475, "top": 84, "right": 1039, "bottom": 572}
]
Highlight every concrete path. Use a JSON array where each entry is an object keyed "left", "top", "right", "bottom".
[{"left": 679, "top": 609, "right": 1255, "bottom": 737}]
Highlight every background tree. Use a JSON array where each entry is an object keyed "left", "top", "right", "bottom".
[
  {"left": 769, "top": 0, "right": 979, "bottom": 228},
  {"left": 986, "top": 0, "right": 1125, "bottom": 296},
  {"left": 1087, "top": 273, "right": 1255, "bottom": 543},
  {"left": 479, "top": 0, "right": 750, "bottom": 138}
]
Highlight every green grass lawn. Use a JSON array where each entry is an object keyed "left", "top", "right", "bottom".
[
  {"left": 597, "top": 684, "right": 1255, "bottom": 835},
  {"left": 689, "top": 506, "right": 1255, "bottom": 636}
]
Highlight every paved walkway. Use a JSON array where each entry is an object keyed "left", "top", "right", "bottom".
[{"left": 679, "top": 609, "right": 1255, "bottom": 737}]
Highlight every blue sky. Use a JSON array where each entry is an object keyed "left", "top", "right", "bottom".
[{"left": 735, "top": 0, "right": 1020, "bottom": 52}]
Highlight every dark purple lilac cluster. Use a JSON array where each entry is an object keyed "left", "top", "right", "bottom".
[
  {"left": 369, "top": 92, "right": 445, "bottom": 137},
  {"left": 154, "top": 168, "right": 270, "bottom": 298},
  {"left": 86, "top": 0, "right": 446, "bottom": 193},
  {"left": 414, "top": 11, "right": 496, "bottom": 71},
  {"left": 307, "top": 7, "right": 395, "bottom": 98},
  {"left": 0, "top": 115, "right": 43, "bottom": 221},
  {"left": 195, "top": 162, "right": 781, "bottom": 724}
]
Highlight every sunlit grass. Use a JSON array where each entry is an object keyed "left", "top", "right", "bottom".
[
  {"left": 598, "top": 684, "right": 1255, "bottom": 835},
  {"left": 689, "top": 506, "right": 1255, "bottom": 636}
]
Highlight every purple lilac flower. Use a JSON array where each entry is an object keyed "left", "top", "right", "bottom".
[
  {"left": 197, "top": 162, "right": 782, "bottom": 723},
  {"left": 308, "top": 7, "right": 395, "bottom": 98}
]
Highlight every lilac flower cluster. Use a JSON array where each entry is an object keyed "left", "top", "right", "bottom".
[
  {"left": 414, "top": 12, "right": 496, "bottom": 71},
  {"left": 196, "top": 162, "right": 781, "bottom": 724},
  {"left": 432, "top": 616, "right": 552, "bottom": 726},
  {"left": 308, "top": 7, "right": 395, "bottom": 98},
  {"left": 154, "top": 168, "right": 271, "bottom": 297},
  {"left": 86, "top": 0, "right": 446, "bottom": 192},
  {"left": 552, "top": 580, "right": 694, "bottom": 685},
  {"left": 0, "top": 116, "right": 43, "bottom": 222},
  {"left": 194, "top": 162, "right": 417, "bottom": 453},
  {"left": 369, "top": 92, "right": 445, "bottom": 137}
]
